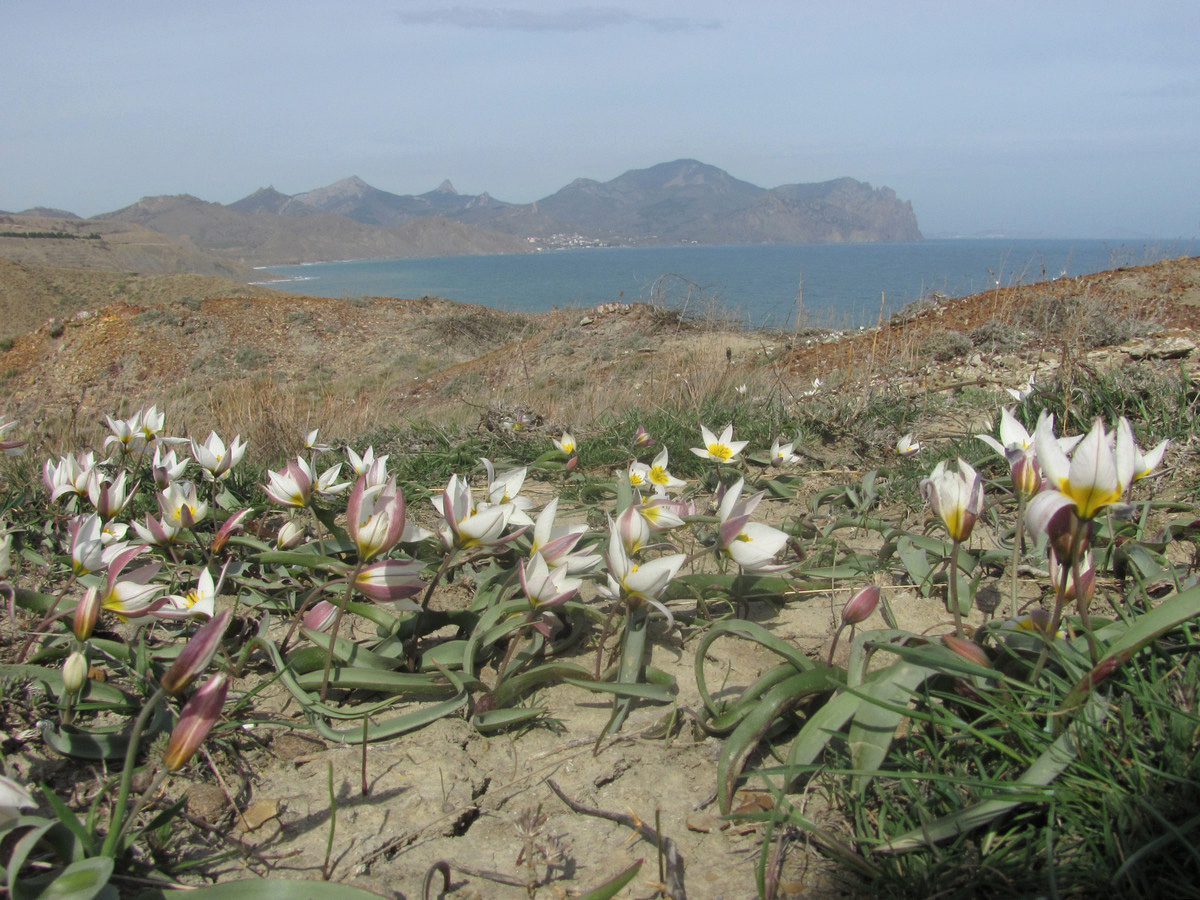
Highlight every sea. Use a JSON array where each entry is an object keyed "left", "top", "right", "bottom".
[{"left": 256, "top": 238, "right": 1193, "bottom": 329}]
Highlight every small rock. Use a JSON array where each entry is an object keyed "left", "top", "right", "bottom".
[
  {"left": 184, "top": 783, "right": 227, "bottom": 823},
  {"left": 687, "top": 812, "right": 722, "bottom": 833},
  {"left": 1122, "top": 336, "right": 1196, "bottom": 360},
  {"left": 237, "top": 798, "right": 280, "bottom": 832}
]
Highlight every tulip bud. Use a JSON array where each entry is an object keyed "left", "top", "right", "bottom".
[
  {"left": 1009, "top": 451, "right": 1042, "bottom": 499},
  {"left": 161, "top": 609, "right": 230, "bottom": 696},
  {"left": 632, "top": 425, "right": 656, "bottom": 451},
  {"left": 943, "top": 635, "right": 991, "bottom": 668},
  {"left": 303, "top": 599, "right": 339, "bottom": 633},
  {"left": 73, "top": 587, "right": 101, "bottom": 642},
  {"left": 163, "top": 674, "right": 229, "bottom": 771},
  {"left": 841, "top": 585, "right": 881, "bottom": 626},
  {"left": 564, "top": 456, "right": 578, "bottom": 473},
  {"left": 276, "top": 519, "right": 306, "bottom": 550},
  {"left": 211, "top": 508, "right": 251, "bottom": 554},
  {"left": 63, "top": 651, "right": 89, "bottom": 695}
]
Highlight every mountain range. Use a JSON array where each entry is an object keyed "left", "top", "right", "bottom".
[{"left": 5, "top": 160, "right": 921, "bottom": 268}]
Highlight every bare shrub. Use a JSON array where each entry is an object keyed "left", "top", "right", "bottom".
[{"left": 922, "top": 330, "right": 973, "bottom": 362}]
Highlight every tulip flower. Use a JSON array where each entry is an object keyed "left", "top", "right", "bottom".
[
  {"left": 691, "top": 424, "right": 748, "bottom": 464},
  {"left": 132, "top": 513, "right": 180, "bottom": 548},
  {"left": 304, "top": 428, "right": 332, "bottom": 454},
  {"left": 530, "top": 498, "right": 599, "bottom": 573},
  {"left": 73, "top": 586, "right": 101, "bottom": 641},
  {"left": 104, "top": 409, "right": 146, "bottom": 457},
  {"left": 190, "top": 431, "right": 247, "bottom": 482},
  {"left": 63, "top": 651, "right": 89, "bottom": 695},
  {"left": 96, "top": 546, "right": 165, "bottom": 621},
  {"left": 896, "top": 433, "right": 921, "bottom": 456},
  {"left": 433, "top": 474, "right": 520, "bottom": 550},
  {"left": 69, "top": 513, "right": 126, "bottom": 575},
  {"left": 346, "top": 474, "right": 406, "bottom": 562},
  {"left": 628, "top": 462, "right": 651, "bottom": 491},
  {"left": 163, "top": 674, "right": 229, "bottom": 771},
  {"left": 160, "top": 566, "right": 222, "bottom": 620},
  {"left": 481, "top": 459, "right": 534, "bottom": 525},
  {"left": 1122, "top": 417, "right": 1168, "bottom": 484},
  {"left": 263, "top": 458, "right": 313, "bottom": 508},
  {"left": 921, "top": 459, "right": 984, "bottom": 637},
  {"left": 646, "top": 449, "right": 686, "bottom": 494},
  {"left": 552, "top": 432, "right": 577, "bottom": 455},
  {"left": 87, "top": 469, "right": 135, "bottom": 521},
  {"left": 44, "top": 451, "right": 96, "bottom": 503},
  {"left": 520, "top": 553, "right": 582, "bottom": 610},
  {"left": 943, "top": 635, "right": 991, "bottom": 669},
  {"left": 158, "top": 480, "right": 208, "bottom": 530},
  {"left": 921, "top": 459, "right": 984, "bottom": 543},
  {"left": 347, "top": 445, "right": 388, "bottom": 480},
  {"left": 353, "top": 559, "right": 425, "bottom": 605},
  {"left": 600, "top": 528, "right": 685, "bottom": 621},
  {"left": 977, "top": 408, "right": 1035, "bottom": 458},
  {"left": 841, "top": 584, "right": 881, "bottom": 626},
  {"left": 303, "top": 599, "right": 339, "bottom": 633},
  {"left": 769, "top": 438, "right": 800, "bottom": 468},
  {"left": 160, "top": 609, "right": 231, "bottom": 696},
  {"left": 1028, "top": 415, "right": 1134, "bottom": 525},
  {"left": 151, "top": 445, "right": 189, "bottom": 488}
]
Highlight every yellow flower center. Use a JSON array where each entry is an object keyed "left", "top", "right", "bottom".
[
  {"left": 650, "top": 466, "right": 668, "bottom": 484},
  {"left": 708, "top": 443, "right": 733, "bottom": 461}
]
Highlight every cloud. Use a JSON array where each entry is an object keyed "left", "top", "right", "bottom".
[{"left": 396, "top": 5, "right": 720, "bottom": 33}]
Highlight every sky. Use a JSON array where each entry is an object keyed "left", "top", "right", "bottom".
[{"left": 3, "top": 1, "right": 1198, "bottom": 238}]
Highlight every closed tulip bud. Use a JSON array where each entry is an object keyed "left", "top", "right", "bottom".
[
  {"left": 63, "top": 651, "right": 89, "bottom": 695},
  {"left": 276, "top": 519, "right": 306, "bottom": 550},
  {"left": 210, "top": 508, "right": 251, "bottom": 554},
  {"left": 73, "top": 586, "right": 101, "bottom": 642},
  {"left": 632, "top": 425, "right": 656, "bottom": 451},
  {"left": 303, "top": 599, "right": 339, "bottom": 633},
  {"left": 943, "top": 635, "right": 991, "bottom": 668},
  {"left": 161, "top": 609, "right": 230, "bottom": 696},
  {"left": 841, "top": 585, "right": 881, "bottom": 626},
  {"left": 163, "top": 674, "right": 229, "bottom": 772}
]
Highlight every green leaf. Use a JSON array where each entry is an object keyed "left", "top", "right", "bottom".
[
  {"left": 717, "top": 668, "right": 837, "bottom": 813},
  {"left": 301, "top": 629, "right": 398, "bottom": 670},
  {"left": 563, "top": 678, "right": 677, "bottom": 702},
  {"left": 35, "top": 857, "right": 113, "bottom": 900},
  {"left": 846, "top": 660, "right": 940, "bottom": 795},
  {"left": 471, "top": 707, "right": 547, "bottom": 733},
  {"left": 896, "top": 536, "right": 935, "bottom": 597},
  {"left": 574, "top": 859, "right": 644, "bottom": 900}
]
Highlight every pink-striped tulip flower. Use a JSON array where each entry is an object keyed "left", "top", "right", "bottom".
[
  {"left": 346, "top": 475, "right": 406, "bottom": 562},
  {"left": 921, "top": 459, "right": 984, "bottom": 542}
]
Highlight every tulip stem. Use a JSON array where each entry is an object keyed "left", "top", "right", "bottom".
[
  {"left": 948, "top": 537, "right": 965, "bottom": 638},
  {"left": 405, "top": 550, "right": 458, "bottom": 671},
  {"left": 1011, "top": 492, "right": 1026, "bottom": 619},
  {"left": 102, "top": 685, "right": 165, "bottom": 858},
  {"left": 319, "top": 566, "right": 361, "bottom": 702}
]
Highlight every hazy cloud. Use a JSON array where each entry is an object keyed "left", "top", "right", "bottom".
[{"left": 396, "top": 6, "right": 721, "bottom": 33}]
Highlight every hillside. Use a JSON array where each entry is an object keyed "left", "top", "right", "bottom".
[
  {"left": 0, "top": 214, "right": 256, "bottom": 279},
  {"left": 1, "top": 253, "right": 1196, "bottom": 462}
]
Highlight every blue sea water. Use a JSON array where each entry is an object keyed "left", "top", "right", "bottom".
[{"left": 258, "top": 239, "right": 1191, "bottom": 328}]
